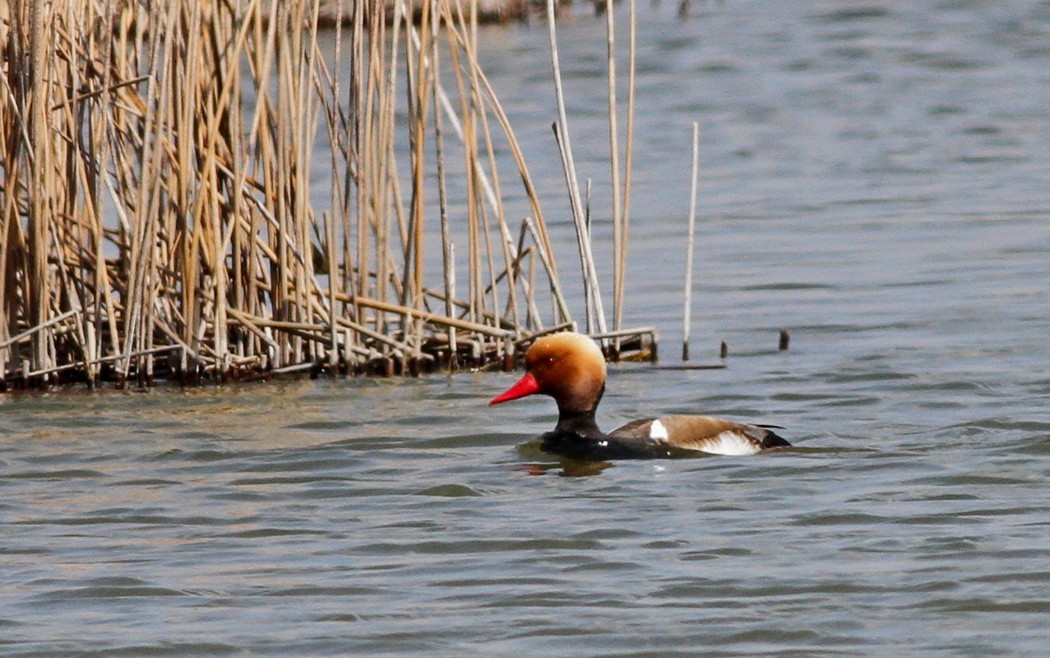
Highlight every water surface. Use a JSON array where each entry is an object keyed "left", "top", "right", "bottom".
[{"left": 3, "top": 1, "right": 1049, "bottom": 655}]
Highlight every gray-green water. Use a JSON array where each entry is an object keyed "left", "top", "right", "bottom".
[{"left": 3, "top": 1, "right": 1049, "bottom": 655}]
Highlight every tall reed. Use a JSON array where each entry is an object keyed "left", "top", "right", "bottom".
[{"left": 0, "top": 0, "right": 655, "bottom": 389}]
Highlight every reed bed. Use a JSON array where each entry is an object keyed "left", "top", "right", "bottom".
[{"left": 0, "top": 0, "right": 655, "bottom": 389}]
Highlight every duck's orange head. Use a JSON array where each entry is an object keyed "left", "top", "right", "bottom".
[{"left": 489, "top": 332, "right": 607, "bottom": 414}]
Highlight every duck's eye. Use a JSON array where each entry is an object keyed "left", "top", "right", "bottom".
[{"left": 532, "top": 355, "right": 555, "bottom": 371}]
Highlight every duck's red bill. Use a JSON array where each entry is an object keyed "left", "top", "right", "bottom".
[{"left": 489, "top": 372, "right": 540, "bottom": 405}]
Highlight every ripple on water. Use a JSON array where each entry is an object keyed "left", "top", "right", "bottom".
[{"left": 412, "top": 483, "right": 485, "bottom": 497}]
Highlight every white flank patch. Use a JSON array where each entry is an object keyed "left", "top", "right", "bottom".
[
  {"left": 648, "top": 419, "right": 670, "bottom": 442},
  {"left": 701, "top": 431, "right": 762, "bottom": 456}
]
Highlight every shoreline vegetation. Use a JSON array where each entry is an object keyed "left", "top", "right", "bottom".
[{"left": 0, "top": 0, "right": 655, "bottom": 390}]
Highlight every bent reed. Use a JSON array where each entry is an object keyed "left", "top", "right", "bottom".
[{"left": 0, "top": 0, "right": 653, "bottom": 389}]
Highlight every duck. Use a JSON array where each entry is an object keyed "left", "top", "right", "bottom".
[{"left": 489, "top": 331, "right": 790, "bottom": 460}]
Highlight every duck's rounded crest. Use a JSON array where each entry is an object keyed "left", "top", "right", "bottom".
[{"left": 489, "top": 331, "right": 606, "bottom": 411}]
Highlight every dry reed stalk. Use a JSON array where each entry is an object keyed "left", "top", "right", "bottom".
[
  {"left": 605, "top": 0, "right": 624, "bottom": 346},
  {"left": 430, "top": 11, "right": 458, "bottom": 368},
  {"left": 617, "top": 0, "right": 638, "bottom": 352},
  {"left": 546, "top": 0, "right": 607, "bottom": 338},
  {"left": 682, "top": 122, "right": 700, "bottom": 361},
  {"left": 0, "top": 310, "right": 79, "bottom": 352},
  {"left": 462, "top": 40, "right": 487, "bottom": 341},
  {"left": 404, "top": 0, "right": 434, "bottom": 356},
  {"left": 28, "top": 0, "right": 50, "bottom": 377},
  {"left": 322, "top": 16, "right": 344, "bottom": 368},
  {"left": 525, "top": 249, "right": 540, "bottom": 330}
]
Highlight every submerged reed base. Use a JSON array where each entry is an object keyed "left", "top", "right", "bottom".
[{"left": 0, "top": 0, "right": 654, "bottom": 390}]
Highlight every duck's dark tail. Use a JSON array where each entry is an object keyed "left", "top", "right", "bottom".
[{"left": 758, "top": 425, "right": 792, "bottom": 449}]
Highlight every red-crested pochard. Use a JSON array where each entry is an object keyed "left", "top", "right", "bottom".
[{"left": 490, "top": 331, "right": 790, "bottom": 459}]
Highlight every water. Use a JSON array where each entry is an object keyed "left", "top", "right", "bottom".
[{"left": 3, "top": 1, "right": 1050, "bottom": 655}]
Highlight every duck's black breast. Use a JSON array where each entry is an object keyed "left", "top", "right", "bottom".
[{"left": 539, "top": 429, "right": 682, "bottom": 460}]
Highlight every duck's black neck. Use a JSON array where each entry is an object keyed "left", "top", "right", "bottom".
[
  {"left": 545, "top": 407, "right": 674, "bottom": 460},
  {"left": 555, "top": 408, "right": 605, "bottom": 439}
]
